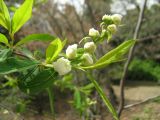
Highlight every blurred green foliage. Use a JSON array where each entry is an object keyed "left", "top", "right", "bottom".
[{"left": 128, "top": 58, "right": 160, "bottom": 82}]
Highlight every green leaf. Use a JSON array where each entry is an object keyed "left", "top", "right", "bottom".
[
  {"left": 0, "top": 57, "right": 39, "bottom": 74},
  {"left": 16, "top": 102, "right": 26, "bottom": 113},
  {"left": 81, "top": 40, "right": 136, "bottom": 69},
  {"left": 62, "top": 39, "right": 67, "bottom": 48},
  {"left": 18, "top": 69, "right": 58, "bottom": 94},
  {"left": 0, "top": 33, "right": 9, "bottom": 46},
  {"left": 0, "top": 49, "right": 12, "bottom": 62},
  {"left": 0, "top": 13, "right": 8, "bottom": 29},
  {"left": 46, "top": 38, "right": 63, "bottom": 63},
  {"left": 15, "top": 34, "right": 56, "bottom": 46},
  {"left": 97, "top": 40, "right": 135, "bottom": 63},
  {"left": 11, "top": 0, "right": 33, "bottom": 34},
  {"left": 87, "top": 72, "right": 119, "bottom": 120},
  {"left": 74, "top": 89, "right": 81, "bottom": 109},
  {"left": 0, "top": 0, "right": 11, "bottom": 30},
  {"left": 80, "top": 83, "right": 94, "bottom": 91},
  {"left": 81, "top": 59, "right": 126, "bottom": 70},
  {"left": 80, "top": 83, "right": 94, "bottom": 95}
]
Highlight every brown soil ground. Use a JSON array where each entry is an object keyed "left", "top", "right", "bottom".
[{"left": 0, "top": 81, "right": 160, "bottom": 120}]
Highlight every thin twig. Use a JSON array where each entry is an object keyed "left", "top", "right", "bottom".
[
  {"left": 118, "top": 0, "right": 147, "bottom": 117},
  {"left": 138, "top": 34, "right": 160, "bottom": 42},
  {"left": 124, "top": 95, "right": 160, "bottom": 109},
  {"left": 13, "top": 50, "right": 36, "bottom": 60},
  {"left": 13, "top": 51, "right": 31, "bottom": 59}
]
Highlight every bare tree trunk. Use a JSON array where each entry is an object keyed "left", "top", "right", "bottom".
[
  {"left": 71, "top": 0, "right": 86, "bottom": 36},
  {"left": 85, "top": 0, "right": 97, "bottom": 27},
  {"left": 44, "top": 3, "right": 64, "bottom": 38},
  {"left": 57, "top": 11, "right": 78, "bottom": 41},
  {"left": 118, "top": 0, "right": 147, "bottom": 117},
  {"left": 47, "top": 11, "right": 64, "bottom": 38}
]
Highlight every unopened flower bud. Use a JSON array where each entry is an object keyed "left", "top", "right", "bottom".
[
  {"left": 84, "top": 42, "right": 96, "bottom": 53},
  {"left": 112, "top": 14, "right": 122, "bottom": 25},
  {"left": 89, "top": 28, "right": 100, "bottom": 37},
  {"left": 102, "top": 14, "right": 112, "bottom": 22},
  {"left": 107, "top": 24, "right": 117, "bottom": 34},
  {"left": 82, "top": 53, "right": 93, "bottom": 66},
  {"left": 53, "top": 57, "right": 71, "bottom": 75},
  {"left": 66, "top": 44, "right": 77, "bottom": 59}
]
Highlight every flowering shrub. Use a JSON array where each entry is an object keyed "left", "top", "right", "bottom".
[{"left": 0, "top": 0, "right": 135, "bottom": 120}]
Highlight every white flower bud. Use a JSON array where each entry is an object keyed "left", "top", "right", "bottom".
[
  {"left": 82, "top": 53, "right": 93, "bottom": 66},
  {"left": 107, "top": 24, "right": 117, "bottom": 34},
  {"left": 66, "top": 44, "right": 77, "bottom": 59},
  {"left": 112, "top": 14, "right": 122, "bottom": 25},
  {"left": 89, "top": 28, "right": 100, "bottom": 37},
  {"left": 102, "top": 14, "right": 112, "bottom": 22},
  {"left": 53, "top": 57, "right": 71, "bottom": 75},
  {"left": 84, "top": 42, "right": 96, "bottom": 53}
]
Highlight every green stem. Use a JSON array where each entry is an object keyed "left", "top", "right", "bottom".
[
  {"left": 47, "top": 87, "right": 55, "bottom": 120},
  {"left": 92, "top": 53, "right": 97, "bottom": 62},
  {"left": 86, "top": 72, "right": 119, "bottom": 120},
  {"left": 86, "top": 109, "right": 89, "bottom": 120},
  {"left": 9, "top": 33, "right": 14, "bottom": 48}
]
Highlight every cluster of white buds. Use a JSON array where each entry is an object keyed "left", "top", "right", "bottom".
[
  {"left": 102, "top": 14, "right": 122, "bottom": 25},
  {"left": 82, "top": 41, "right": 97, "bottom": 66},
  {"left": 102, "top": 14, "right": 123, "bottom": 35},
  {"left": 53, "top": 41, "right": 97, "bottom": 75},
  {"left": 52, "top": 14, "right": 122, "bottom": 75},
  {"left": 53, "top": 44, "right": 78, "bottom": 75}
]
